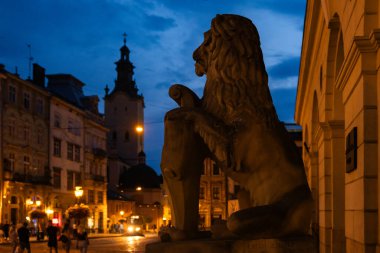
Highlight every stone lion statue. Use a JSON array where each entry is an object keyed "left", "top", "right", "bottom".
[{"left": 161, "top": 14, "right": 312, "bottom": 240}]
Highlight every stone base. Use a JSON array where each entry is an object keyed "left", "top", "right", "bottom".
[{"left": 146, "top": 236, "right": 317, "bottom": 253}]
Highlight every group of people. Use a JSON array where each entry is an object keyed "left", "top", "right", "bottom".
[{"left": 5, "top": 220, "right": 90, "bottom": 253}]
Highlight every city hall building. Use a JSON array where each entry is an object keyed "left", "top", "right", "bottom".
[{"left": 296, "top": 0, "right": 380, "bottom": 252}]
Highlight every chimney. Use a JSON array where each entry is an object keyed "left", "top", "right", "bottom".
[{"left": 32, "top": 63, "right": 45, "bottom": 87}]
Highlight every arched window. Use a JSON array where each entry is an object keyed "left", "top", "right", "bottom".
[{"left": 124, "top": 131, "right": 130, "bottom": 142}]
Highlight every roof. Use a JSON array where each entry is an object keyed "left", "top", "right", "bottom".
[{"left": 119, "top": 163, "right": 160, "bottom": 189}]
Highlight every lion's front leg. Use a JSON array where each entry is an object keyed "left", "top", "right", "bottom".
[{"left": 161, "top": 109, "right": 209, "bottom": 239}]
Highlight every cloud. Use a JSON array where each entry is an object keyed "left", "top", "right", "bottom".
[
  {"left": 269, "top": 76, "right": 299, "bottom": 90},
  {"left": 268, "top": 56, "right": 300, "bottom": 79},
  {"left": 143, "top": 15, "right": 176, "bottom": 31}
]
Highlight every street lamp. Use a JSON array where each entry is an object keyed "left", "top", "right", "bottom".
[
  {"left": 135, "top": 125, "right": 144, "bottom": 152},
  {"left": 75, "top": 186, "right": 84, "bottom": 204}
]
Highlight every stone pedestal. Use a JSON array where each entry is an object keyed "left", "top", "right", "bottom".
[{"left": 146, "top": 236, "right": 317, "bottom": 253}]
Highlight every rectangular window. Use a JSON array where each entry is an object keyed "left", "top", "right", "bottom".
[
  {"left": 199, "top": 187, "right": 205, "bottom": 199},
  {"left": 23, "top": 156, "right": 30, "bottom": 175},
  {"left": 54, "top": 114, "right": 61, "bottom": 128},
  {"left": 67, "top": 143, "right": 74, "bottom": 160},
  {"left": 212, "top": 164, "right": 220, "bottom": 175},
  {"left": 8, "top": 120, "right": 15, "bottom": 137},
  {"left": 37, "top": 129, "right": 43, "bottom": 145},
  {"left": 212, "top": 187, "right": 220, "bottom": 200},
  {"left": 74, "top": 145, "right": 81, "bottom": 162},
  {"left": 88, "top": 190, "right": 95, "bottom": 204},
  {"left": 9, "top": 153, "right": 15, "bottom": 172},
  {"left": 23, "top": 126, "right": 30, "bottom": 143},
  {"left": 53, "top": 138, "right": 61, "bottom": 157},
  {"left": 11, "top": 196, "right": 17, "bottom": 204},
  {"left": 9, "top": 86, "right": 16, "bottom": 103},
  {"left": 36, "top": 98, "right": 43, "bottom": 114},
  {"left": 67, "top": 171, "right": 74, "bottom": 190},
  {"left": 75, "top": 172, "right": 81, "bottom": 186},
  {"left": 53, "top": 167, "right": 61, "bottom": 189},
  {"left": 68, "top": 120, "right": 75, "bottom": 134},
  {"left": 23, "top": 92, "right": 30, "bottom": 109},
  {"left": 97, "top": 191, "right": 103, "bottom": 204}
]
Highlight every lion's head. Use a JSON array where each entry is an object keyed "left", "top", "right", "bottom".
[{"left": 194, "top": 14, "right": 278, "bottom": 126}]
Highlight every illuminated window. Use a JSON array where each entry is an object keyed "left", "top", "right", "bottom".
[
  {"left": 199, "top": 187, "right": 205, "bottom": 199},
  {"left": 97, "top": 191, "right": 103, "bottom": 204},
  {"left": 212, "top": 187, "right": 220, "bottom": 200}
]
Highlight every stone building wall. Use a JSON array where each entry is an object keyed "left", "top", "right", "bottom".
[{"left": 295, "top": 0, "right": 380, "bottom": 252}]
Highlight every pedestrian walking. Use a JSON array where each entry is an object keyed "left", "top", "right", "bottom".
[
  {"left": 9, "top": 225, "right": 18, "bottom": 253},
  {"left": 3, "top": 222, "right": 10, "bottom": 241},
  {"left": 17, "top": 222, "right": 31, "bottom": 253},
  {"left": 59, "top": 229, "right": 71, "bottom": 253},
  {"left": 46, "top": 220, "right": 59, "bottom": 253},
  {"left": 76, "top": 226, "right": 89, "bottom": 253}
]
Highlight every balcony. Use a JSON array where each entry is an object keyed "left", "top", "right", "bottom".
[
  {"left": 85, "top": 173, "right": 105, "bottom": 182},
  {"left": 7, "top": 173, "right": 51, "bottom": 185},
  {"left": 93, "top": 148, "right": 107, "bottom": 158}
]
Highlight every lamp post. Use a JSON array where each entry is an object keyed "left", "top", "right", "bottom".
[{"left": 74, "top": 186, "right": 84, "bottom": 204}]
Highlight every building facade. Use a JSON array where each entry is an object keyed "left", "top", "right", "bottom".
[
  {"left": 295, "top": 0, "right": 380, "bottom": 252},
  {"left": 104, "top": 36, "right": 144, "bottom": 190},
  {"left": 0, "top": 64, "right": 50, "bottom": 226},
  {"left": 47, "top": 74, "right": 108, "bottom": 231},
  {"left": 199, "top": 158, "right": 231, "bottom": 228}
]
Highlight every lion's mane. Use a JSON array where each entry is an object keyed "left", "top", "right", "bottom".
[{"left": 200, "top": 14, "right": 278, "bottom": 127}]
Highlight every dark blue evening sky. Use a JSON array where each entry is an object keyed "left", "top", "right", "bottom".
[{"left": 0, "top": 0, "right": 306, "bottom": 173}]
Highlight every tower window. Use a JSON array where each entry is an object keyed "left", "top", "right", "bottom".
[
  {"left": 112, "top": 131, "right": 117, "bottom": 140},
  {"left": 124, "top": 131, "right": 130, "bottom": 142}
]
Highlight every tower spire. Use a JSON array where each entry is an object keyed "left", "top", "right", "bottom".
[
  {"left": 27, "top": 44, "right": 34, "bottom": 80},
  {"left": 112, "top": 33, "right": 138, "bottom": 97},
  {"left": 123, "top": 32, "right": 127, "bottom": 46}
]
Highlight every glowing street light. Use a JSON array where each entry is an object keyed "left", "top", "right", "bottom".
[
  {"left": 75, "top": 186, "right": 84, "bottom": 203},
  {"left": 120, "top": 210, "right": 125, "bottom": 216},
  {"left": 135, "top": 125, "right": 144, "bottom": 133},
  {"left": 136, "top": 186, "right": 142, "bottom": 191}
]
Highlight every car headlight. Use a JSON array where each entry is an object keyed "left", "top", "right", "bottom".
[
  {"left": 135, "top": 227, "right": 141, "bottom": 232},
  {"left": 127, "top": 226, "right": 134, "bottom": 232}
]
